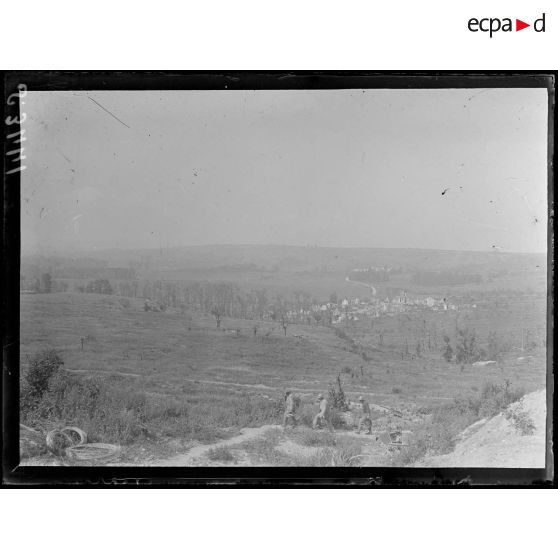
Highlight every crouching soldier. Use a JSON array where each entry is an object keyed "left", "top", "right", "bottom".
[
  {"left": 282, "top": 389, "right": 298, "bottom": 428},
  {"left": 357, "top": 395, "right": 372, "bottom": 434},
  {"left": 313, "top": 394, "right": 333, "bottom": 432}
]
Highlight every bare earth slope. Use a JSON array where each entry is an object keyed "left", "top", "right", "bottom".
[{"left": 419, "top": 390, "right": 547, "bottom": 468}]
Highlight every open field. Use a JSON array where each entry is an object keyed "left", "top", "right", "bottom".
[{"left": 20, "top": 290, "right": 546, "bottom": 465}]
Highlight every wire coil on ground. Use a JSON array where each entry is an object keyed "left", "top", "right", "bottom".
[{"left": 65, "top": 443, "right": 120, "bottom": 461}]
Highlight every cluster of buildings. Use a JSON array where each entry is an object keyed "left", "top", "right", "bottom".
[
  {"left": 330, "top": 292, "right": 463, "bottom": 324},
  {"left": 330, "top": 292, "right": 462, "bottom": 324},
  {"left": 282, "top": 291, "right": 463, "bottom": 326}
]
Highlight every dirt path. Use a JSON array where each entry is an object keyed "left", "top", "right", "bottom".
[
  {"left": 182, "top": 377, "right": 452, "bottom": 401},
  {"left": 148, "top": 425, "right": 394, "bottom": 467},
  {"left": 345, "top": 276, "right": 377, "bottom": 296},
  {"left": 111, "top": 423, "right": 393, "bottom": 467},
  {"left": 145, "top": 424, "right": 280, "bottom": 467}
]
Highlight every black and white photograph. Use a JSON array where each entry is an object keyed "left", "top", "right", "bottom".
[{"left": 9, "top": 74, "right": 552, "bottom": 476}]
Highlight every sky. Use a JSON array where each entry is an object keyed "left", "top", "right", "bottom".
[{"left": 21, "top": 87, "right": 548, "bottom": 254}]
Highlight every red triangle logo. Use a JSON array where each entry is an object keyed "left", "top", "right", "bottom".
[{"left": 516, "top": 19, "right": 530, "bottom": 31}]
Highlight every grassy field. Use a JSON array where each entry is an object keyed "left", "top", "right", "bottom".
[{"left": 20, "top": 291, "right": 547, "bottom": 464}]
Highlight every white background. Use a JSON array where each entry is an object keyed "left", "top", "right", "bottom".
[
  {"left": 2, "top": 0, "right": 555, "bottom": 555},
  {"left": 1, "top": 489, "right": 556, "bottom": 556},
  {"left": 1, "top": 0, "right": 556, "bottom": 68}
]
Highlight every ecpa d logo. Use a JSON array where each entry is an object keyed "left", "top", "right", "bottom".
[{"left": 468, "top": 13, "right": 545, "bottom": 37}]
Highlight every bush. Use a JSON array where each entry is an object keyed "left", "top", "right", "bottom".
[
  {"left": 294, "top": 437, "right": 363, "bottom": 466},
  {"left": 328, "top": 374, "right": 349, "bottom": 411},
  {"left": 296, "top": 430, "right": 336, "bottom": 447},
  {"left": 455, "top": 328, "right": 480, "bottom": 364},
  {"left": 391, "top": 380, "right": 526, "bottom": 466},
  {"left": 86, "top": 278, "right": 113, "bottom": 295},
  {"left": 504, "top": 405, "right": 536, "bottom": 435},
  {"left": 27, "top": 370, "right": 149, "bottom": 443},
  {"left": 206, "top": 446, "right": 235, "bottom": 462},
  {"left": 487, "top": 331, "right": 509, "bottom": 361},
  {"left": 24, "top": 349, "right": 63, "bottom": 402},
  {"left": 442, "top": 335, "right": 453, "bottom": 362},
  {"left": 329, "top": 409, "right": 347, "bottom": 430},
  {"left": 472, "top": 381, "right": 524, "bottom": 418},
  {"left": 233, "top": 428, "right": 286, "bottom": 465}
]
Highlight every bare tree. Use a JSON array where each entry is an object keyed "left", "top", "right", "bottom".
[
  {"left": 281, "top": 314, "right": 288, "bottom": 336},
  {"left": 255, "top": 288, "right": 268, "bottom": 320},
  {"left": 211, "top": 305, "right": 224, "bottom": 329}
]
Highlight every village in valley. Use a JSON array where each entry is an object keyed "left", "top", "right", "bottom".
[{"left": 303, "top": 286, "right": 462, "bottom": 327}]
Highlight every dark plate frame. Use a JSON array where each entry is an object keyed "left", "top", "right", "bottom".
[{"left": 2, "top": 71, "right": 555, "bottom": 486}]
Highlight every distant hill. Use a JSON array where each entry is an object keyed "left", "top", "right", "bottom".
[
  {"left": 21, "top": 244, "right": 546, "bottom": 300},
  {"left": 24, "top": 244, "right": 546, "bottom": 274}
]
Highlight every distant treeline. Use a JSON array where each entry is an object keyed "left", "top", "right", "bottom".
[
  {"left": 54, "top": 267, "right": 137, "bottom": 280},
  {"left": 412, "top": 271, "right": 483, "bottom": 286},
  {"left": 77, "top": 278, "right": 335, "bottom": 325},
  {"left": 137, "top": 280, "right": 324, "bottom": 322}
]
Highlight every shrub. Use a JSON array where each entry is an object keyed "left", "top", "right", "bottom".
[
  {"left": 328, "top": 374, "right": 349, "bottom": 411},
  {"left": 29, "top": 370, "right": 149, "bottom": 444},
  {"left": 294, "top": 438, "right": 363, "bottom": 466},
  {"left": 333, "top": 328, "right": 350, "bottom": 341},
  {"left": 442, "top": 335, "right": 453, "bottom": 362},
  {"left": 24, "top": 349, "right": 64, "bottom": 401},
  {"left": 233, "top": 428, "right": 286, "bottom": 465},
  {"left": 206, "top": 446, "right": 235, "bottom": 462},
  {"left": 229, "top": 396, "right": 284, "bottom": 427},
  {"left": 487, "top": 331, "right": 508, "bottom": 361},
  {"left": 329, "top": 409, "right": 347, "bottom": 430},
  {"left": 504, "top": 405, "right": 536, "bottom": 436},
  {"left": 476, "top": 381, "right": 524, "bottom": 418},
  {"left": 296, "top": 430, "right": 336, "bottom": 447},
  {"left": 391, "top": 380, "right": 526, "bottom": 466},
  {"left": 86, "top": 278, "right": 113, "bottom": 295},
  {"left": 455, "top": 328, "right": 480, "bottom": 364}
]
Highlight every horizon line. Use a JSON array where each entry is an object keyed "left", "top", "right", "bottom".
[{"left": 21, "top": 242, "right": 547, "bottom": 257}]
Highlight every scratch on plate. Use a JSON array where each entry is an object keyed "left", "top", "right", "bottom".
[
  {"left": 87, "top": 95, "right": 130, "bottom": 129},
  {"left": 56, "top": 147, "right": 72, "bottom": 164}
]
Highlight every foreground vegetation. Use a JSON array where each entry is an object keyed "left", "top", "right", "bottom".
[
  {"left": 19, "top": 292, "right": 546, "bottom": 464},
  {"left": 21, "top": 346, "right": 537, "bottom": 467},
  {"left": 21, "top": 353, "right": 283, "bottom": 451},
  {"left": 389, "top": 381, "right": 527, "bottom": 466}
]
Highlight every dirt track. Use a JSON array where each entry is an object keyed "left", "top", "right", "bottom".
[
  {"left": 130, "top": 389, "right": 548, "bottom": 468},
  {"left": 138, "top": 425, "right": 280, "bottom": 467},
  {"left": 181, "top": 376, "right": 452, "bottom": 401},
  {"left": 117, "top": 424, "right": 392, "bottom": 467}
]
